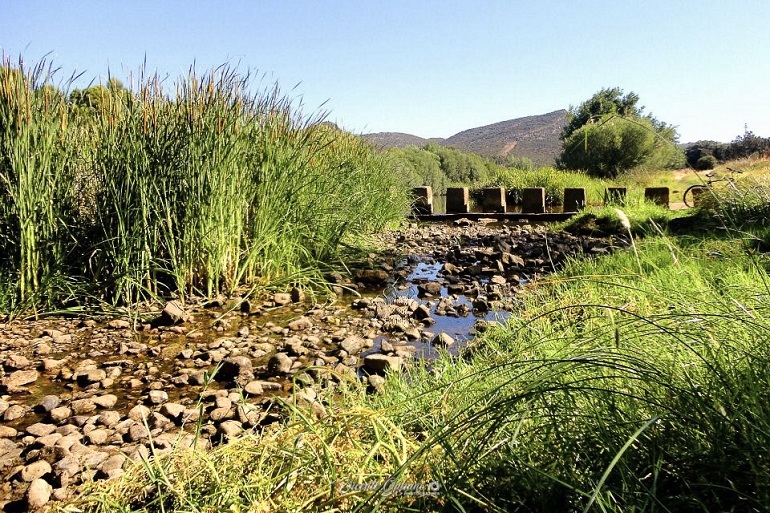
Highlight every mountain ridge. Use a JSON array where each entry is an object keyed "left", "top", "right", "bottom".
[{"left": 362, "top": 109, "right": 568, "bottom": 165}]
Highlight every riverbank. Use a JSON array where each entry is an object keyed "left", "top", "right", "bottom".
[{"left": 0, "top": 220, "right": 619, "bottom": 510}]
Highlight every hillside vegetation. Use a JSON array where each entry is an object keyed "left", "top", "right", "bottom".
[{"left": 363, "top": 109, "right": 567, "bottom": 166}]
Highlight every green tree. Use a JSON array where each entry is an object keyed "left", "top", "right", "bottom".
[{"left": 558, "top": 88, "right": 683, "bottom": 178}]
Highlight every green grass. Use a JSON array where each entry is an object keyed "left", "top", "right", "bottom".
[
  {"left": 65, "top": 221, "right": 770, "bottom": 512},
  {"left": 491, "top": 166, "right": 608, "bottom": 205},
  {"left": 0, "top": 57, "right": 409, "bottom": 314}
]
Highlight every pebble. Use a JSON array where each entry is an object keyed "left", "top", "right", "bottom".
[{"left": 26, "top": 478, "right": 52, "bottom": 510}]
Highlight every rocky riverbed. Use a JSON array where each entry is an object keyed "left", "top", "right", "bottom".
[{"left": 0, "top": 220, "right": 620, "bottom": 510}]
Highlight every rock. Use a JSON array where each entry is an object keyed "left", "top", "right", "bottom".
[
  {"left": 339, "top": 335, "right": 365, "bottom": 355},
  {"left": 0, "top": 426, "right": 17, "bottom": 438},
  {"left": 432, "top": 333, "right": 455, "bottom": 347},
  {"left": 267, "top": 353, "right": 293, "bottom": 375},
  {"left": 363, "top": 354, "right": 402, "bottom": 373},
  {"left": 76, "top": 369, "right": 107, "bottom": 387},
  {"left": 217, "top": 420, "right": 243, "bottom": 439},
  {"left": 4, "top": 354, "right": 30, "bottom": 370},
  {"left": 353, "top": 269, "right": 389, "bottom": 285},
  {"left": 412, "top": 304, "right": 432, "bottom": 320},
  {"left": 273, "top": 292, "right": 292, "bottom": 306},
  {"left": 127, "top": 423, "right": 149, "bottom": 442},
  {"left": 218, "top": 356, "right": 254, "bottom": 386},
  {"left": 243, "top": 381, "right": 263, "bottom": 396},
  {"left": 159, "top": 300, "right": 190, "bottom": 325},
  {"left": 86, "top": 429, "right": 110, "bottom": 445},
  {"left": 287, "top": 317, "right": 312, "bottom": 331},
  {"left": 160, "top": 403, "right": 185, "bottom": 422},
  {"left": 26, "top": 423, "right": 56, "bottom": 437},
  {"left": 3, "top": 404, "right": 27, "bottom": 421},
  {"left": 99, "top": 453, "right": 126, "bottom": 474},
  {"left": 107, "top": 319, "right": 131, "bottom": 330},
  {"left": 49, "top": 406, "right": 72, "bottom": 423},
  {"left": 37, "top": 395, "right": 60, "bottom": 413},
  {"left": 70, "top": 399, "right": 97, "bottom": 415},
  {"left": 417, "top": 282, "right": 443, "bottom": 296},
  {"left": 2, "top": 369, "right": 38, "bottom": 392},
  {"left": 93, "top": 394, "right": 118, "bottom": 409},
  {"left": 368, "top": 374, "right": 386, "bottom": 394},
  {"left": 21, "top": 460, "right": 52, "bottom": 482},
  {"left": 128, "top": 404, "right": 151, "bottom": 422},
  {"left": 42, "top": 358, "right": 67, "bottom": 373},
  {"left": 209, "top": 407, "right": 232, "bottom": 422},
  {"left": 148, "top": 390, "right": 168, "bottom": 405},
  {"left": 26, "top": 478, "right": 52, "bottom": 510}
]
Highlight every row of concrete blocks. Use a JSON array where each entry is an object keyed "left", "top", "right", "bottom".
[{"left": 412, "top": 186, "right": 671, "bottom": 215}]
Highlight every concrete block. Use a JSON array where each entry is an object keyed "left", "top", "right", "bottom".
[
  {"left": 446, "top": 187, "right": 469, "bottom": 214},
  {"left": 563, "top": 188, "right": 586, "bottom": 212},
  {"left": 521, "top": 187, "right": 545, "bottom": 213},
  {"left": 644, "top": 187, "right": 670, "bottom": 208},
  {"left": 411, "top": 186, "right": 433, "bottom": 215},
  {"left": 481, "top": 187, "right": 506, "bottom": 213}
]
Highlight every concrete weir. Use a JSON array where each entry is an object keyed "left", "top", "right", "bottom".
[{"left": 411, "top": 184, "right": 675, "bottom": 220}]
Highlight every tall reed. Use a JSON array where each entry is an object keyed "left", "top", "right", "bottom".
[{"left": 0, "top": 56, "right": 77, "bottom": 311}]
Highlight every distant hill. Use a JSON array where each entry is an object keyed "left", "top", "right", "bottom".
[{"left": 362, "top": 109, "right": 568, "bottom": 166}]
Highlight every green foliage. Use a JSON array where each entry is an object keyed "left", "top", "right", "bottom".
[
  {"left": 558, "top": 88, "right": 684, "bottom": 178},
  {"left": 696, "top": 154, "right": 717, "bottom": 170},
  {"left": 0, "top": 57, "right": 408, "bottom": 312},
  {"left": 686, "top": 130, "right": 770, "bottom": 167},
  {"left": 385, "top": 145, "right": 446, "bottom": 192},
  {"left": 492, "top": 166, "right": 605, "bottom": 205},
  {"left": 560, "top": 87, "right": 643, "bottom": 140}
]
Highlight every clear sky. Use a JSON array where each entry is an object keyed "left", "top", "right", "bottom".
[{"left": 1, "top": 0, "right": 768, "bottom": 143}]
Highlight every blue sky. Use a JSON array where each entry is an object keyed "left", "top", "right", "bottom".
[{"left": 1, "top": 0, "right": 768, "bottom": 143}]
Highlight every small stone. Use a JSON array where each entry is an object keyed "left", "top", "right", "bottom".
[
  {"left": 37, "top": 395, "right": 60, "bottom": 413},
  {"left": 70, "top": 399, "right": 97, "bottom": 415},
  {"left": 0, "top": 425, "right": 17, "bottom": 438},
  {"left": 26, "top": 478, "right": 52, "bottom": 510},
  {"left": 49, "top": 406, "right": 73, "bottom": 423},
  {"left": 148, "top": 390, "right": 168, "bottom": 405},
  {"left": 127, "top": 423, "right": 148, "bottom": 442},
  {"left": 273, "top": 292, "right": 292, "bottom": 306},
  {"left": 86, "top": 429, "right": 110, "bottom": 445},
  {"left": 218, "top": 356, "right": 254, "bottom": 386},
  {"left": 217, "top": 420, "right": 243, "bottom": 438},
  {"left": 107, "top": 319, "right": 131, "bottom": 330},
  {"left": 93, "top": 394, "right": 118, "bottom": 409},
  {"left": 3, "top": 404, "right": 27, "bottom": 421},
  {"left": 3, "top": 369, "right": 39, "bottom": 391},
  {"left": 368, "top": 374, "right": 386, "bottom": 394},
  {"left": 76, "top": 369, "right": 107, "bottom": 387},
  {"left": 287, "top": 317, "right": 312, "bottom": 331},
  {"left": 267, "top": 352, "right": 293, "bottom": 375},
  {"left": 243, "top": 381, "right": 263, "bottom": 396},
  {"left": 21, "top": 459, "right": 52, "bottom": 482},
  {"left": 209, "top": 407, "right": 232, "bottom": 422},
  {"left": 128, "top": 404, "right": 151, "bottom": 422},
  {"left": 160, "top": 300, "right": 190, "bottom": 325},
  {"left": 339, "top": 335, "right": 365, "bottom": 354},
  {"left": 432, "top": 333, "right": 455, "bottom": 347},
  {"left": 363, "top": 354, "right": 402, "bottom": 373},
  {"left": 97, "top": 410, "right": 121, "bottom": 428},
  {"left": 26, "top": 423, "right": 56, "bottom": 437},
  {"left": 4, "top": 354, "right": 30, "bottom": 370},
  {"left": 160, "top": 403, "right": 185, "bottom": 422}
]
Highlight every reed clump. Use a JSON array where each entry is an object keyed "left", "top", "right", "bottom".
[{"left": 0, "top": 56, "right": 408, "bottom": 313}]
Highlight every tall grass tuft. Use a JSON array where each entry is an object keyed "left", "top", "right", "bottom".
[
  {"left": 0, "top": 55, "right": 78, "bottom": 312},
  {"left": 0, "top": 56, "right": 408, "bottom": 313}
]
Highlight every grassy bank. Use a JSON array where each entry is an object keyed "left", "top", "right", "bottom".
[
  {"left": 0, "top": 57, "right": 408, "bottom": 314},
  {"left": 68, "top": 202, "right": 770, "bottom": 511}
]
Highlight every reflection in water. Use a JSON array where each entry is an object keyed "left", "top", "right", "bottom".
[{"left": 375, "top": 261, "right": 510, "bottom": 360}]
